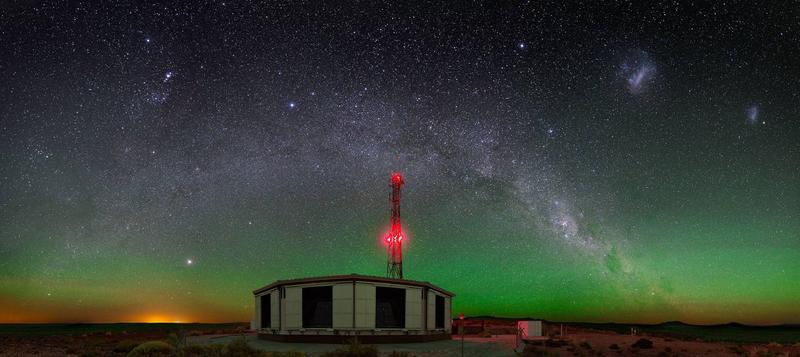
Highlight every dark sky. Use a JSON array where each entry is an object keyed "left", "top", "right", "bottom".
[{"left": 1, "top": 1, "right": 798, "bottom": 324}]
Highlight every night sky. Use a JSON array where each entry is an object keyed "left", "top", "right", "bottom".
[{"left": 1, "top": 2, "right": 798, "bottom": 325}]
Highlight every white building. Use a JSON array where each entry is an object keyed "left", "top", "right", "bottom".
[{"left": 252, "top": 274, "right": 454, "bottom": 343}]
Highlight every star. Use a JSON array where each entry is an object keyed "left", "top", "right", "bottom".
[
  {"left": 186, "top": 259, "right": 193, "bottom": 265},
  {"left": 288, "top": 102, "right": 296, "bottom": 108}
]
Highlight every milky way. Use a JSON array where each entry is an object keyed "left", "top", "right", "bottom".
[{"left": 1, "top": 2, "right": 798, "bottom": 324}]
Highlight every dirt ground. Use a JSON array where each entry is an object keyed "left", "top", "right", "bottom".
[
  {"left": 515, "top": 331, "right": 800, "bottom": 356},
  {"left": 458, "top": 319, "right": 800, "bottom": 356},
  {"left": 2, "top": 323, "right": 799, "bottom": 356},
  {"left": 0, "top": 327, "right": 243, "bottom": 356}
]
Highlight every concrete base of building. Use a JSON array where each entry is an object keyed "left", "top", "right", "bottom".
[{"left": 257, "top": 332, "right": 451, "bottom": 344}]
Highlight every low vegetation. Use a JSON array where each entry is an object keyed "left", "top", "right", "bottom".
[
  {"left": 387, "top": 352, "right": 410, "bottom": 357},
  {"left": 127, "top": 340, "right": 175, "bottom": 356},
  {"left": 320, "top": 338, "right": 378, "bottom": 357},
  {"left": 107, "top": 337, "right": 307, "bottom": 357},
  {"left": 521, "top": 344, "right": 559, "bottom": 357},
  {"left": 113, "top": 339, "right": 141, "bottom": 353},
  {"left": 631, "top": 338, "right": 654, "bottom": 349}
]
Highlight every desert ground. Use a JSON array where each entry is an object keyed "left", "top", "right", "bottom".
[{"left": 1, "top": 320, "right": 799, "bottom": 356}]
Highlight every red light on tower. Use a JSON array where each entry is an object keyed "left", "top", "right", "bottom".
[{"left": 386, "top": 172, "right": 404, "bottom": 279}]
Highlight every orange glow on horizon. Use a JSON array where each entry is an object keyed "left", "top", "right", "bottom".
[{"left": 138, "top": 313, "right": 186, "bottom": 323}]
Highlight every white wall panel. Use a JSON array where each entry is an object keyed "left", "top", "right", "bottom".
[
  {"left": 426, "top": 290, "right": 436, "bottom": 330},
  {"left": 405, "top": 287, "right": 422, "bottom": 330},
  {"left": 445, "top": 296, "right": 452, "bottom": 333},
  {"left": 332, "top": 283, "right": 354, "bottom": 329},
  {"left": 355, "top": 283, "right": 376, "bottom": 329},
  {"left": 271, "top": 292, "right": 279, "bottom": 329},
  {"left": 253, "top": 295, "right": 260, "bottom": 330},
  {"left": 283, "top": 287, "right": 302, "bottom": 329}
]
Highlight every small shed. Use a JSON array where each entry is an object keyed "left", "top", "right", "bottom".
[
  {"left": 252, "top": 274, "right": 454, "bottom": 343},
  {"left": 517, "top": 320, "right": 543, "bottom": 339}
]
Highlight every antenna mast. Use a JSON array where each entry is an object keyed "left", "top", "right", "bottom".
[{"left": 385, "top": 172, "right": 404, "bottom": 279}]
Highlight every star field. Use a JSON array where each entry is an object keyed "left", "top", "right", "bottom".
[{"left": 0, "top": 2, "right": 798, "bottom": 324}]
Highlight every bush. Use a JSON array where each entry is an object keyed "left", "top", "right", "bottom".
[
  {"left": 477, "top": 330, "right": 492, "bottom": 338},
  {"left": 765, "top": 342, "right": 782, "bottom": 350},
  {"left": 387, "top": 352, "right": 410, "bottom": 357},
  {"left": 320, "top": 338, "right": 378, "bottom": 357},
  {"left": 167, "top": 331, "right": 187, "bottom": 349},
  {"left": 544, "top": 339, "right": 568, "bottom": 347},
  {"left": 609, "top": 343, "right": 620, "bottom": 350},
  {"left": 223, "top": 337, "right": 263, "bottom": 357},
  {"left": 631, "top": 338, "right": 653, "bottom": 349},
  {"left": 65, "top": 346, "right": 79, "bottom": 354},
  {"left": 266, "top": 353, "right": 305, "bottom": 357},
  {"left": 114, "top": 340, "right": 141, "bottom": 353},
  {"left": 181, "top": 344, "right": 225, "bottom": 357},
  {"left": 727, "top": 345, "right": 746, "bottom": 355},
  {"left": 579, "top": 341, "right": 593, "bottom": 350},
  {"left": 127, "top": 340, "right": 175, "bottom": 357},
  {"left": 522, "top": 344, "right": 560, "bottom": 357}
]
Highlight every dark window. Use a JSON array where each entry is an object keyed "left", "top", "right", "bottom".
[
  {"left": 376, "top": 287, "right": 405, "bottom": 328},
  {"left": 260, "top": 294, "right": 271, "bottom": 328},
  {"left": 435, "top": 295, "right": 445, "bottom": 329},
  {"left": 302, "top": 286, "right": 332, "bottom": 328}
]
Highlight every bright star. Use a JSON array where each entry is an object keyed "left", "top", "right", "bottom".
[
  {"left": 289, "top": 102, "right": 296, "bottom": 108},
  {"left": 186, "top": 259, "right": 193, "bottom": 265},
  {"left": 518, "top": 42, "right": 525, "bottom": 49}
]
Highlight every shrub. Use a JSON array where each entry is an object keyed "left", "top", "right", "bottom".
[
  {"left": 609, "top": 344, "right": 620, "bottom": 350},
  {"left": 114, "top": 340, "right": 141, "bottom": 353},
  {"left": 320, "top": 338, "right": 378, "bottom": 357},
  {"left": 727, "top": 345, "right": 746, "bottom": 355},
  {"left": 266, "top": 352, "right": 305, "bottom": 357},
  {"left": 223, "top": 337, "right": 263, "bottom": 357},
  {"left": 167, "top": 331, "right": 187, "bottom": 349},
  {"left": 387, "top": 352, "right": 410, "bottom": 357},
  {"left": 544, "top": 338, "right": 568, "bottom": 347},
  {"left": 477, "top": 330, "right": 492, "bottom": 338},
  {"left": 522, "top": 344, "right": 559, "bottom": 357},
  {"left": 631, "top": 338, "right": 653, "bottom": 349},
  {"left": 65, "top": 346, "right": 79, "bottom": 354},
  {"left": 181, "top": 344, "right": 225, "bottom": 357},
  {"left": 579, "top": 341, "right": 593, "bottom": 350},
  {"left": 127, "top": 340, "right": 175, "bottom": 357}
]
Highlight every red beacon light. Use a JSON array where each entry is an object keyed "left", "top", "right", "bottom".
[
  {"left": 391, "top": 172, "right": 404, "bottom": 185},
  {"left": 384, "top": 233, "right": 404, "bottom": 245}
]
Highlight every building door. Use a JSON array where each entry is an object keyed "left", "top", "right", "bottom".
[{"left": 435, "top": 295, "right": 444, "bottom": 329}]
